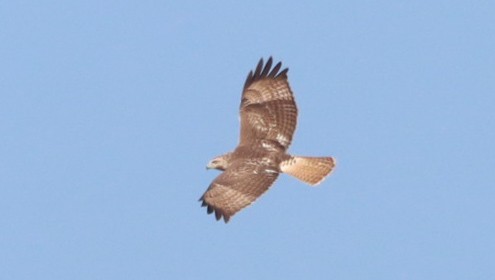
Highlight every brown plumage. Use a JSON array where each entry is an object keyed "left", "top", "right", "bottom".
[{"left": 199, "top": 57, "right": 336, "bottom": 223}]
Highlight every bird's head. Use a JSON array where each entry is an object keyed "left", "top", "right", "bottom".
[{"left": 206, "top": 153, "right": 232, "bottom": 171}]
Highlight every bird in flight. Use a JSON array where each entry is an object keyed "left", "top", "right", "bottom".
[{"left": 199, "top": 57, "right": 336, "bottom": 223}]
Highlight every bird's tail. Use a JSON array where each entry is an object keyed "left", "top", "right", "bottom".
[{"left": 280, "top": 156, "right": 336, "bottom": 186}]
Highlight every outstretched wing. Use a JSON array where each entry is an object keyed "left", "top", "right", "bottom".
[
  {"left": 199, "top": 160, "right": 279, "bottom": 223},
  {"left": 239, "top": 57, "right": 298, "bottom": 151}
]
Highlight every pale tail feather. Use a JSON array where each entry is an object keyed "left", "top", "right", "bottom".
[{"left": 280, "top": 156, "right": 336, "bottom": 186}]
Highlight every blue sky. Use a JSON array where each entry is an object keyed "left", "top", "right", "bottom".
[{"left": 1, "top": 1, "right": 494, "bottom": 279}]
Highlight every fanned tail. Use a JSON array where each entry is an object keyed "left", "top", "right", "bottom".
[{"left": 280, "top": 156, "right": 336, "bottom": 185}]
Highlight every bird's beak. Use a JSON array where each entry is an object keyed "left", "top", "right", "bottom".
[{"left": 206, "top": 162, "right": 213, "bottom": 170}]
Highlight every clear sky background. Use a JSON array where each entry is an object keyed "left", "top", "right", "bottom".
[{"left": 1, "top": 1, "right": 494, "bottom": 279}]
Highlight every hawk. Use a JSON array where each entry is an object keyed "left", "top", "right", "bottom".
[{"left": 199, "top": 57, "right": 336, "bottom": 223}]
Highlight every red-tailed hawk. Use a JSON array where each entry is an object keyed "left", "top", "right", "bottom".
[{"left": 199, "top": 57, "right": 336, "bottom": 223}]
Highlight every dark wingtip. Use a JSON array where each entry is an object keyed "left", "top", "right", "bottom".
[
  {"left": 277, "top": 68, "right": 289, "bottom": 79},
  {"left": 260, "top": 57, "right": 273, "bottom": 77},
  {"left": 254, "top": 58, "right": 264, "bottom": 77},
  {"left": 214, "top": 210, "right": 221, "bottom": 220},
  {"left": 223, "top": 215, "right": 230, "bottom": 223},
  {"left": 199, "top": 198, "right": 232, "bottom": 223},
  {"left": 243, "top": 57, "right": 288, "bottom": 90}
]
